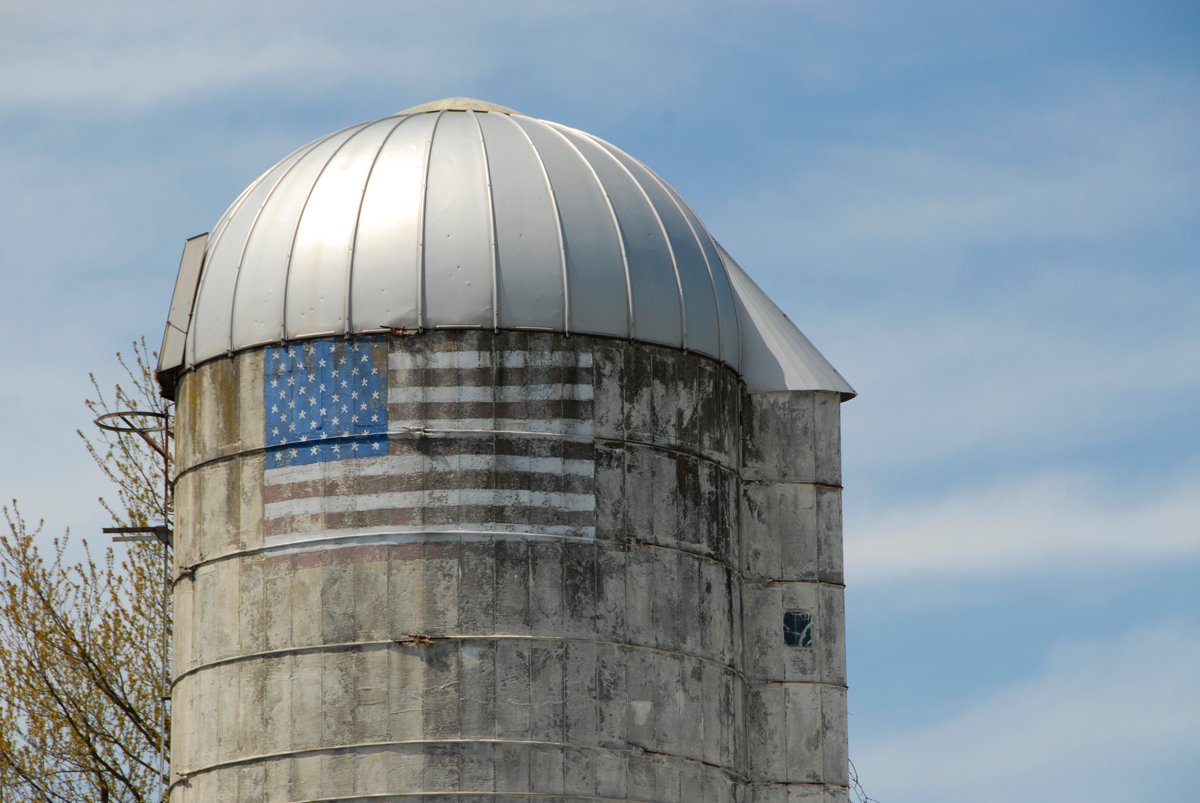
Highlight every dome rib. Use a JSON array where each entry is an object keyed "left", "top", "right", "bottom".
[
  {"left": 636, "top": 158, "right": 725, "bottom": 361},
  {"left": 553, "top": 122, "right": 687, "bottom": 351},
  {"left": 281, "top": 122, "right": 375, "bottom": 342},
  {"left": 536, "top": 119, "right": 636, "bottom": 339},
  {"left": 415, "top": 110, "right": 446, "bottom": 331},
  {"left": 469, "top": 110, "right": 501, "bottom": 332},
  {"left": 346, "top": 115, "right": 413, "bottom": 333},
  {"left": 496, "top": 113, "right": 570, "bottom": 333},
  {"left": 197, "top": 131, "right": 333, "bottom": 364}
]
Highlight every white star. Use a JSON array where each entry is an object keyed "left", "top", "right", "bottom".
[
  {"left": 271, "top": 427, "right": 280, "bottom": 437},
  {"left": 299, "top": 434, "right": 307, "bottom": 442},
  {"left": 288, "top": 422, "right": 296, "bottom": 432},
  {"left": 318, "top": 358, "right": 327, "bottom": 368},
  {"left": 351, "top": 415, "right": 359, "bottom": 423},
  {"left": 318, "top": 383, "right": 327, "bottom": 392},
  {"left": 350, "top": 391, "right": 359, "bottom": 400},
  {"left": 319, "top": 408, "right": 327, "bottom": 416},
  {"left": 274, "top": 452, "right": 284, "bottom": 462},
  {"left": 289, "top": 448, "right": 298, "bottom": 458},
  {"left": 270, "top": 404, "right": 279, "bottom": 414},
  {"left": 371, "top": 442, "right": 380, "bottom": 450},
  {"left": 331, "top": 444, "right": 341, "bottom": 454},
  {"left": 371, "top": 391, "right": 380, "bottom": 400},
  {"left": 370, "top": 413, "right": 379, "bottom": 423},
  {"left": 341, "top": 404, "right": 348, "bottom": 413},
  {"left": 310, "top": 445, "right": 319, "bottom": 455},
  {"left": 298, "top": 410, "right": 306, "bottom": 419},
  {"left": 351, "top": 367, "right": 359, "bottom": 376},
  {"left": 270, "top": 378, "right": 278, "bottom": 388},
  {"left": 361, "top": 353, "right": 369, "bottom": 363},
  {"left": 360, "top": 402, "right": 367, "bottom": 411},
  {"left": 309, "top": 420, "right": 318, "bottom": 429},
  {"left": 332, "top": 393, "right": 340, "bottom": 402},
  {"left": 287, "top": 375, "right": 296, "bottom": 386},
  {"left": 298, "top": 386, "right": 306, "bottom": 396},
  {"left": 350, "top": 442, "right": 359, "bottom": 452}
]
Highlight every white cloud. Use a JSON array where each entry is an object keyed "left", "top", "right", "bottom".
[
  {"left": 707, "top": 72, "right": 1199, "bottom": 282},
  {"left": 854, "top": 620, "right": 1200, "bottom": 803},
  {"left": 846, "top": 467, "right": 1200, "bottom": 583}
]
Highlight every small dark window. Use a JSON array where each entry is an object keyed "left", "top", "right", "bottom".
[{"left": 783, "top": 610, "right": 813, "bottom": 648}]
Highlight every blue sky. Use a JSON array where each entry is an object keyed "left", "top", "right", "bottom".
[{"left": 2, "top": 1, "right": 1197, "bottom": 800}]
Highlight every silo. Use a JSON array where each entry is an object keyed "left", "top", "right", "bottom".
[{"left": 157, "top": 98, "right": 855, "bottom": 802}]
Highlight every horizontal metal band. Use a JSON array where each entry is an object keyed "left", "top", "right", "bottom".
[{"left": 169, "top": 735, "right": 741, "bottom": 798}]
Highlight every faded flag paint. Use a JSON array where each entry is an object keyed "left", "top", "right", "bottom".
[{"left": 263, "top": 338, "right": 596, "bottom": 547}]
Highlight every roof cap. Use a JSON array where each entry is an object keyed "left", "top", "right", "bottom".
[{"left": 157, "top": 100, "right": 854, "bottom": 402}]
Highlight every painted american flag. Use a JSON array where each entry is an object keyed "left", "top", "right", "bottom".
[{"left": 263, "top": 337, "right": 596, "bottom": 547}]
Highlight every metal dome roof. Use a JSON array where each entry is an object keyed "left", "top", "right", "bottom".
[{"left": 159, "top": 98, "right": 853, "bottom": 398}]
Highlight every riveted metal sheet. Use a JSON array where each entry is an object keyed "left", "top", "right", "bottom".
[
  {"left": 227, "top": 124, "right": 370, "bottom": 351},
  {"left": 171, "top": 101, "right": 856, "bottom": 396},
  {"left": 350, "top": 113, "right": 433, "bottom": 332},
  {"left": 422, "top": 110, "right": 493, "bottom": 328},
  {"left": 552, "top": 124, "right": 682, "bottom": 348},
  {"left": 661, "top": 180, "right": 741, "bottom": 368},
  {"left": 512, "top": 116, "right": 630, "bottom": 338},
  {"left": 284, "top": 119, "right": 397, "bottom": 339},
  {"left": 589, "top": 132, "right": 723, "bottom": 360},
  {"left": 480, "top": 113, "right": 565, "bottom": 331},
  {"left": 159, "top": 233, "right": 209, "bottom": 375},
  {"left": 188, "top": 140, "right": 320, "bottom": 363},
  {"left": 720, "top": 245, "right": 855, "bottom": 397}
]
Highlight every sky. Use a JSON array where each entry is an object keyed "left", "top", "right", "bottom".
[{"left": 1, "top": 1, "right": 1197, "bottom": 800}]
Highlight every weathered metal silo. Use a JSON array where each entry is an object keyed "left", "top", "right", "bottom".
[{"left": 157, "top": 98, "right": 854, "bottom": 802}]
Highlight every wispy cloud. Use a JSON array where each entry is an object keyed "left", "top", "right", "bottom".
[
  {"left": 711, "top": 75, "right": 1199, "bottom": 282},
  {"left": 854, "top": 620, "right": 1200, "bottom": 803},
  {"left": 847, "top": 467, "right": 1200, "bottom": 583}
]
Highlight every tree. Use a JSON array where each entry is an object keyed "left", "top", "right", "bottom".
[{"left": 0, "top": 340, "right": 172, "bottom": 802}]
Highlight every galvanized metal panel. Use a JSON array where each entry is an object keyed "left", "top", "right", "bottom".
[
  {"left": 188, "top": 141, "right": 320, "bottom": 363},
  {"left": 589, "top": 134, "right": 723, "bottom": 360},
  {"left": 229, "top": 124, "right": 370, "bottom": 351},
  {"left": 350, "top": 113, "right": 433, "bottom": 332},
  {"left": 159, "top": 233, "right": 209, "bottom": 375},
  {"left": 512, "top": 116, "right": 630, "bottom": 339},
  {"left": 720, "top": 245, "right": 855, "bottom": 397},
  {"left": 171, "top": 99, "right": 853, "bottom": 396},
  {"left": 481, "top": 113, "right": 565, "bottom": 331},
  {"left": 422, "top": 110, "right": 493, "bottom": 328},
  {"left": 661, "top": 180, "right": 741, "bottom": 368},
  {"left": 285, "top": 120, "right": 397, "bottom": 339},
  {"left": 551, "top": 124, "right": 682, "bottom": 347}
]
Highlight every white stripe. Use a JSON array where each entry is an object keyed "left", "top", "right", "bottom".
[
  {"left": 264, "top": 454, "right": 594, "bottom": 486},
  {"left": 388, "top": 350, "right": 593, "bottom": 370},
  {"left": 387, "top": 383, "right": 594, "bottom": 403},
  {"left": 388, "top": 418, "right": 594, "bottom": 437},
  {"left": 264, "top": 524, "right": 596, "bottom": 548},
  {"left": 265, "top": 489, "right": 596, "bottom": 519}
]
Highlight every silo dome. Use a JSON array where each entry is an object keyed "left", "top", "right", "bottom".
[{"left": 160, "top": 97, "right": 853, "bottom": 398}]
